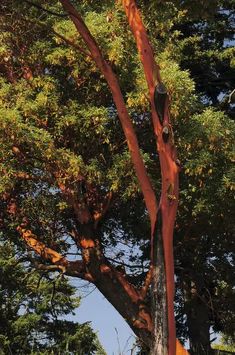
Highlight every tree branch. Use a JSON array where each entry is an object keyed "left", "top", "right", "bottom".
[
  {"left": 122, "top": 2, "right": 185, "bottom": 353},
  {"left": 32, "top": 262, "right": 66, "bottom": 273},
  {"left": 139, "top": 265, "right": 153, "bottom": 299},
  {"left": 122, "top": 0, "right": 163, "bottom": 134},
  {"left": 94, "top": 191, "right": 113, "bottom": 228},
  {"left": 59, "top": 0, "right": 157, "bottom": 233},
  {"left": 122, "top": 0, "right": 162, "bottom": 89},
  {"left": 56, "top": 177, "right": 92, "bottom": 225},
  {"left": 16, "top": 226, "right": 93, "bottom": 281},
  {"left": 17, "top": 226, "right": 68, "bottom": 265},
  {"left": 2, "top": 168, "right": 51, "bottom": 184},
  {"left": 23, "top": 0, "right": 67, "bottom": 18},
  {"left": 52, "top": 28, "right": 92, "bottom": 58}
]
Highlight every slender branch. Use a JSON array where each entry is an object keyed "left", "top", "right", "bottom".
[
  {"left": 139, "top": 265, "right": 153, "bottom": 299},
  {"left": 106, "top": 256, "right": 147, "bottom": 270},
  {"left": 52, "top": 29, "right": 92, "bottom": 58},
  {"left": 11, "top": 255, "right": 33, "bottom": 267},
  {"left": 122, "top": 0, "right": 163, "bottom": 135},
  {"left": 22, "top": 0, "right": 67, "bottom": 18},
  {"left": 33, "top": 262, "right": 66, "bottom": 273},
  {"left": 94, "top": 191, "right": 113, "bottom": 228},
  {"left": 2, "top": 168, "right": 51, "bottom": 183},
  {"left": 17, "top": 226, "right": 68, "bottom": 265},
  {"left": 16, "top": 226, "right": 93, "bottom": 281},
  {"left": 59, "top": 0, "right": 157, "bottom": 233},
  {"left": 122, "top": 0, "right": 162, "bottom": 90}
]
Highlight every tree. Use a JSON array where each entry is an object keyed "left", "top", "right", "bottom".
[
  {"left": 0, "top": 235, "right": 105, "bottom": 354},
  {"left": 133, "top": 1, "right": 235, "bottom": 352},
  {"left": 0, "top": 0, "right": 186, "bottom": 353},
  {"left": 141, "top": 2, "right": 235, "bottom": 353},
  {"left": 174, "top": 108, "right": 235, "bottom": 354},
  {"left": 0, "top": 0, "right": 234, "bottom": 354}
]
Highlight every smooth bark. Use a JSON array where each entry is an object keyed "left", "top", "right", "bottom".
[{"left": 122, "top": 1, "right": 180, "bottom": 353}]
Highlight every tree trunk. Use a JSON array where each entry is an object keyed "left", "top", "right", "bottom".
[
  {"left": 185, "top": 281, "right": 212, "bottom": 355},
  {"left": 77, "top": 223, "right": 153, "bottom": 348},
  {"left": 151, "top": 215, "right": 168, "bottom": 354}
]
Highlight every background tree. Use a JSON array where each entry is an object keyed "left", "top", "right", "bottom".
[
  {"left": 0, "top": 234, "right": 105, "bottom": 354},
  {"left": 213, "top": 335, "right": 235, "bottom": 353},
  {"left": 143, "top": 0, "right": 235, "bottom": 115},
  {"left": 0, "top": 0, "right": 234, "bottom": 354}
]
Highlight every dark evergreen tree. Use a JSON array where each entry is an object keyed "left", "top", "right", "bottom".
[{"left": 0, "top": 235, "right": 105, "bottom": 354}]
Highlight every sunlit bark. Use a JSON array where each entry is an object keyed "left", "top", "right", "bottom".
[
  {"left": 17, "top": 226, "right": 93, "bottom": 281},
  {"left": 122, "top": 1, "right": 181, "bottom": 353},
  {"left": 60, "top": 0, "right": 157, "bottom": 232}
]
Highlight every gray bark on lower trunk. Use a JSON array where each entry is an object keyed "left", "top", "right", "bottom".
[{"left": 150, "top": 209, "right": 168, "bottom": 355}]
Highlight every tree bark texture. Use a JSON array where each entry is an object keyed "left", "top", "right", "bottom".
[
  {"left": 151, "top": 209, "right": 168, "bottom": 354},
  {"left": 122, "top": 1, "right": 180, "bottom": 353}
]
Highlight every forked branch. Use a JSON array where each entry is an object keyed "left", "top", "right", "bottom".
[
  {"left": 59, "top": 0, "right": 157, "bottom": 233},
  {"left": 17, "top": 226, "right": 93, "bottom": 281},
  {"left": 122, "top": 1, "right": 186, "bottom": 354}
]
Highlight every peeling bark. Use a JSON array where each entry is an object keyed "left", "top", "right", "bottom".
[
  {"left": 122, "top": 1, "right": 180, "bottom": 353},
  {"left": 151, "top": 209, "right": 168, "bottom": 354}
]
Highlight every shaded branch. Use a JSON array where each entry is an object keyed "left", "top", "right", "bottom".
[
  {"left": 2, "top": 168, "right": 51, "bottom": 184},
  {"left": 32, "top": 262, "right": 66, "bottom": 273},
  {"left": 56, "top": 178, "right": 92, "bottom": 225},
  {"left": 106, "top": 256, "right": 147, "bottom": 270},
  {"left": 52, "top": 28, "right": 92, "bottom": 58},
  {"left": 139, "top": 265, "right": 153, "bottom": 299},
  {"left": 94, "top": 191, "right": 113, "bottom": 228},
  {"left": 23, "top": 0, "right": 67, "bottom": 18}
]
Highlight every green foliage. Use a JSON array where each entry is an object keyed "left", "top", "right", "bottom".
[
  {"left": 213, "top": 335, "right": 235, "bottom": 353},
  {"left": 174, "top": 108, "right": 235, "bottom": 345},
  {"left": 141, "top": 0, "right": 235, "bottom": 117},
  {"left": 0, "top": 236, "right": 105, "bottom": 354}
]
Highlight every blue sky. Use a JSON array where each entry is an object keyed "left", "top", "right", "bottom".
[{"left": 71, "top": 279, "right": 136, "bottom": 354}]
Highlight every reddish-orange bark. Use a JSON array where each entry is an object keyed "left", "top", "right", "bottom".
[
  {"left": 60, "top": 0, "right": 157, "bottom": 233},
  {"left": 58, "top": 1, "right": 186, "bottom": 353},
  {"left": 122, "top": 1, "right": 182, "bottom": 354},
  {"left": 176, "top": 340, "right": 189, "bottom": 355},
  {"left": 17, "top": 226, "right": 67, "bottom": 265},
  {"left": 16, "top": 226, "right": 93, "bottom": 281}
]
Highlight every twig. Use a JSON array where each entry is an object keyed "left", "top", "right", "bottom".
[
  {"left": 22, "top": 0, "right": 67, "bottom": 18},
  {"left": 52, "top": 28, "right": 92, "bottom": 58},
  {"left": 139, "top": 265, "right": 153, "bottom": 299}
]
